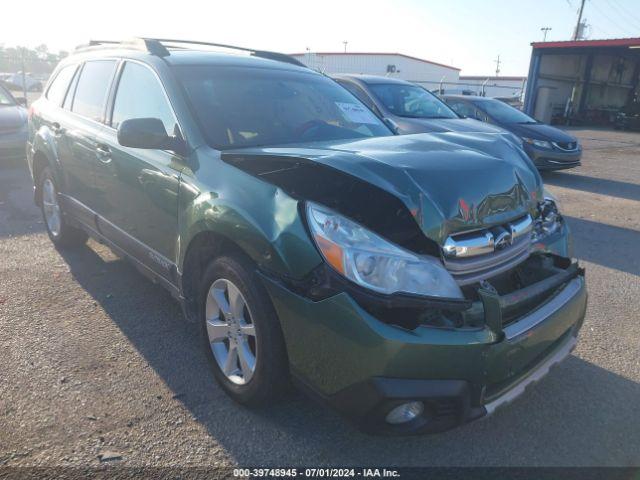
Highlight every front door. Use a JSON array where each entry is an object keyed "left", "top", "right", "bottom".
[{"left": 93, "top": 61, "right": 183, "bottom": 282}]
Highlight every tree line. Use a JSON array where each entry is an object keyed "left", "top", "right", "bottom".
[{"left": 0, "top": 44, "right": 68, "bottom": 75}]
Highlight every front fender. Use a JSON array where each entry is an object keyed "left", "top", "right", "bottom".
[{"left": 177, "top": 158, "right": 323, "bottom": 280}]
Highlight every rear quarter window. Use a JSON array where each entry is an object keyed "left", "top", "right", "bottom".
[
  {"left": 45, "top": 64, "right": 77, "bottom": 106},
  {"left": 71, "top": 60, "right": 117, "bottom": 122}
]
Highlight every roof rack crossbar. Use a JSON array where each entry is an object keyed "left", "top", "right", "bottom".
[{"left": 75, "top": 38, "right": 305, "bottom": 68}]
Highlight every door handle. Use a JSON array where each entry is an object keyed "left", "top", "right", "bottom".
[
  {"left": 51, "top": 122, "right": 65, "bottom": 135},
  {"left": 95, "top": 143, "right": 112, "bottom": 163}
]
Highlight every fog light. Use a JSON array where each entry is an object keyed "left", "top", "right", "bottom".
[{"left": 385, "top": 401, "right": 424, "bottom": 424}]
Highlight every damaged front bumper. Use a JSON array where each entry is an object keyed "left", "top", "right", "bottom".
[{"left": 261, "top": 253, "right": 587, "bottom": 435}]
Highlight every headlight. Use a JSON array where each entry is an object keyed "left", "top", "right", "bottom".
[
  {"left": 522, "top": 137, "right": 552, "bottom": 149},
  {"left": 533, "top": 198, "right": 562, "bottom": 241},
  {"left": 306, "top": 202, "right": 463, "bottom": 299}
]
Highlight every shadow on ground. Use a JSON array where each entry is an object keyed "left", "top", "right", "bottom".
[
  {"left": 0, "top": 161, "right": 44, "bottom": 238},
  {"left": 543, "top": 171, "right": 640, "bottom": 202},
  {"left": 55, "top": 243, "right": 640, "bottom": 466},
  {"left": 565, "top": 216, "right": 640, "bottom": 277}
]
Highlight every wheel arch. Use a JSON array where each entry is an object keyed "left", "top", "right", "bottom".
[
  {"left": 30, "top": 128, "right": 61, "bottom": 206},
  {"left": 179, "top": 229, "right": 262, "bottom": 323}
]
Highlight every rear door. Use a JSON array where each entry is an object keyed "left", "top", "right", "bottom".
[
  {"left": 93, "top": 60, "right": 183, "bottom": 281},
  {"left": 61, "top": 60, "right": 118, "bottom": 224}
]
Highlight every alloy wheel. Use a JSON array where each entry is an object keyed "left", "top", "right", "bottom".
[
  {"left": 205, "top": 278, "right": 257, "bottom": 385},
  {"left": 42, "top": 178, "right": 61, "bottom": 237}
]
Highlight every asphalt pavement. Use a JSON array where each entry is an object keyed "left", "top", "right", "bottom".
[{"left": 1, "top": 128, "right": 639, "bottom": 467}]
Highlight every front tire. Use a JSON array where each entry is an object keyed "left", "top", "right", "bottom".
[
  {"left": 39, "top": 167, "right": 87, "bottom": 248},
  {"left": 199, "top": 254, "right": 289, "bottom": 406}
]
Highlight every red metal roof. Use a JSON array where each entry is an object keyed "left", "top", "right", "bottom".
[
  {"left": 288, "top": 52, "right": 461, "bottom": 71},
  {"left": 531, "top": 37, "right": 640, "bottom": 49}
]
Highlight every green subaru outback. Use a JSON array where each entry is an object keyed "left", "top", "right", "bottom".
[{"left": 27, "top": 39, "right": 586, "bottom": 435}]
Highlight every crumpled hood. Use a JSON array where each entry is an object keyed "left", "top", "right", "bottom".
[
  {"left": 227, "top": 132, "right": 543, "bottom": 244},
  {"left": 0, "top": 106, "right": 26, "bottom": 131},
  {"left": 506, "top": 122, "right": 576, "bottom": 143}
]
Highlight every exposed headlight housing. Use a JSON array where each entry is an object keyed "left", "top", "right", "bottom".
[
  {"left": 533, "top": 198, "right": 562, "bottom": 241},
  {"left": 507, "top": 132, "right": 524, "bottom": 148},
  {"left": 522, "top": 137, "right": 552, "bottom": 149},
  {"left": 306, "top": 202, "right": 463, "bottom": 299}
]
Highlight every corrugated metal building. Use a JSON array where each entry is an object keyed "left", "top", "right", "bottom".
[
  {"left": 289, "top": 52, "right": 461, "bottom": 84},
  {"left": 524, "top": 37, "right": 640, "bottom": 125}
]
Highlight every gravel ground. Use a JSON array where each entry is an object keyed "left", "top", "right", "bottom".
[{"left": 1, "top": 128, "right": 639, "bottom": 468}]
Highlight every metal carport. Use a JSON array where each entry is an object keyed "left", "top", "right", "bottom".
[{"left": 524, "top": 37, "right": 640, "bottom": 126}]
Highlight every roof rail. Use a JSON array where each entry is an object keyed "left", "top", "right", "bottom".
[
  {"left": 76, "top": 38, "right": 170, "bottom": 57},
  {"left": 146, "top": 38, "right": 307, "bottom": 67},
  {"left": 75, "top": 38, "right": 305, "bottom": 68}
]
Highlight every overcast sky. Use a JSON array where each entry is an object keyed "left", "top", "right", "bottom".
[{"left": 3, "top": 0, "right": 640, "bottom": 76}]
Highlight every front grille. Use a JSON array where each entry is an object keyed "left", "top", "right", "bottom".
[
  {"left": 552, "top": 141, "right": 577, "bottom": 151},
  {"left": 442, "top": 215, "right": 533, "bottom": 286}
]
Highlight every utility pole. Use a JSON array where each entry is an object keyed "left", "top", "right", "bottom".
[
  {"left": 572, "top": 0, "right": 586, "bottom": 40},
  {"left": 343, "top": 41, "right": 348, "bottom": 53},
  {"left": 494, "top": 55, "right": 501, "bottom": 77},
  {"left": 20, "top": 50, "right": 27, "bottom": 106},
  {"left": 541, "top": 27, "right": 552, "bottom": 41}
]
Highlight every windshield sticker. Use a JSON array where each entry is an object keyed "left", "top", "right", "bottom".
[{"left": 335, "top": 102, "right": 379, "bottom": 125}]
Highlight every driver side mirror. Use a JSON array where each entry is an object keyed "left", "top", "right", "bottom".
[
  {"left": 117, "top": 118, "right": 186, "bottom": 155},
  {"left": 15, "top": 97, "right": 27, "bottom": 106}
]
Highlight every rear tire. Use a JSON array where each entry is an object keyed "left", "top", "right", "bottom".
[
  {"left": 199, "top": 254, "right": 289, "bottom": 406},
  {"left": 39, "top": 167, "right": 88, "bottom": 248}
]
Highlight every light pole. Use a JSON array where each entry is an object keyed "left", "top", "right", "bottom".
[
  {"left": 343, "top": 41, "right": 348, "bottom": 53},
  {"left": 541, "top": 27, "right": 552, "bottom": 41},
  {"left": 20, "top": 50, "right": 27, "bottom": 106}
]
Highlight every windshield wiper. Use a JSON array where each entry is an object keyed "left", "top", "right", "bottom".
[{"left": 517, "top": 121, "right": 539, "bottom": 125}]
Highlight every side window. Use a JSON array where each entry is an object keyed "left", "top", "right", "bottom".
[
  {"left": 72, "top": 60, "right": 117, "bottom": 122},
  {"left": 338, "top": 81, "right": 379, "bottom": 115},
  {"left": 474, "top": 107, "right": 490, "bottom": 122},
  {"left": 111, "top": 62, "right": 178, "bottom": 135},
  {"left": 448, "top": 100, "right": 474, "bottom": 119},
  {"left": 62, "top": 68, "right": 80, "bottom": 110},
  {"left": 45, "top": 64, "right": 77, "bottom": 106}
]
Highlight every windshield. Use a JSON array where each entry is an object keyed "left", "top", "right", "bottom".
[
  {"left": 477, "top": 99, "right": 537, "bottom": 124},
  {"left": 368, "top": 83, "right": 458, "bottom": 119},
  {"left": 0, "top": 85, "right": 16, "bottom": 106},
  {"left": 174, "top": 66, "right": 392, "bottom": 149}
]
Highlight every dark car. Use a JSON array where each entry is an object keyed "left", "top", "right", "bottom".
[
  {"left": 27, "top": 38, "right": 585, "bottom": 435},
  {"left": 614, "top": 102, "right": 640, "bottom": 131},
  {"left": 0, "top": 83, "right": 28, "bottom": 162},
  {"left": 443, "top": 95, "right": 582, "bottom": 171},
  {"left": 333, "top": 75, "right": 522, "bottom": 145}
]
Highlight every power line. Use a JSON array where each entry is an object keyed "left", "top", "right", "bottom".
[
  {"left": 588, "top": 0, "right": 638, "bottom": 36},
  {"left": 608, "top": 0, "right": 640, "bottom": 29},
  {"left": 602, "top": 0, "right": 640, "bottom": 31}
]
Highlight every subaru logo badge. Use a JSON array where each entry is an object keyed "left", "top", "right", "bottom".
[{"left": 493, "top": 229, "right": 513, "bottom": 251}]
